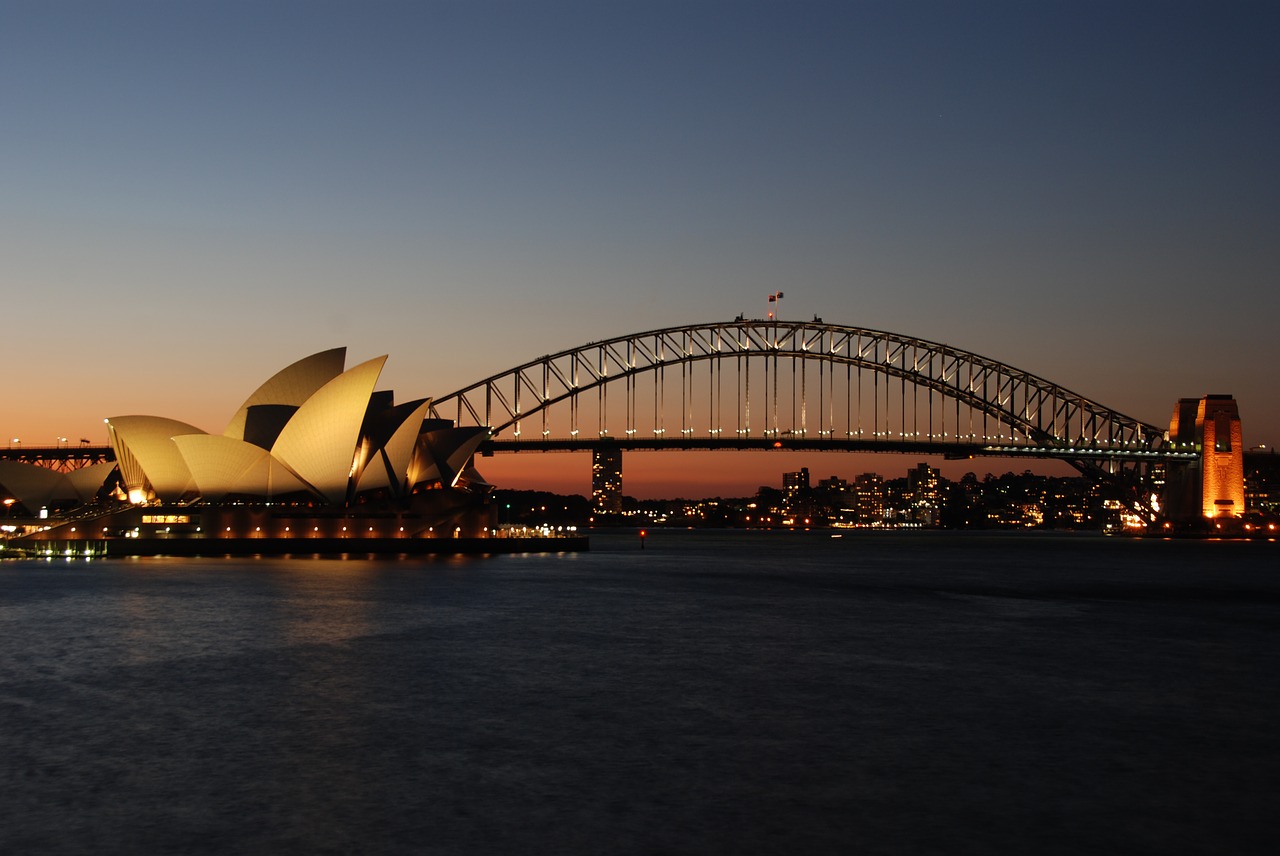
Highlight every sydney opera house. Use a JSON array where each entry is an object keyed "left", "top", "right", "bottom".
[{"left": 0, "top": 349, "right": 532, "bottom": 555}]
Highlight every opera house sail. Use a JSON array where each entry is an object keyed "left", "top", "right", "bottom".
[{"left": 1, "top": 348, "right": 508, "bottom": 553}]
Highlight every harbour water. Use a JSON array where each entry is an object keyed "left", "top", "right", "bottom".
[{"left": 2, "top": 530, "right": 1277, "bottom": 854}]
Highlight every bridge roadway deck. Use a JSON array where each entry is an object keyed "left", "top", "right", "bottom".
[
  {"left": 0, "top": 441, "right": 1201, "bottom": 467},
  {"left": 482, "top": 437, "right": 1198, "bottom": 462},
  {"left": 0, "top": 445, "right": 114, "bottom": 470},
  {"left": 1, "top": 445, "right": 112, "bottom": 458}
]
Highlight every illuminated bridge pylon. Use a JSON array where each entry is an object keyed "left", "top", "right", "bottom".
[{"left": 429, "top": 320, "right": 1189, "bottom": 493}]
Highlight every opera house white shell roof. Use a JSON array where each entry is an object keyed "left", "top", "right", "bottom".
[{"left": 95, "top": 348, "right": 488, "bottom": 506}]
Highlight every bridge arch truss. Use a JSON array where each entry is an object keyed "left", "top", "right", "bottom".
[{"left": 430, "top": 321, "right": 1167, "bottom": 466}]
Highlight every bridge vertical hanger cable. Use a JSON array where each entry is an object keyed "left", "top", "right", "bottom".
[
  {"left": 773, "top": 331, "right": 780, "bottom": 437},
  {"left": 800, "top": 334, "right": 807, "bottom": 436},
  {"left": 885, "top": 344, "right": 892, "bottom": 439},
  {"left": 871, "top": 334, "right": 879, "bottom": 435},
  {"left": 982, "top": 368, "right": 988, "bottom": 442},
  {"left": 928, "top": 349, "right": 935, "bottom": 440},
  {"left": 570, "top": 351, "right": 578, "bottom": 438},
  {"left": 902, "top": 345, "right": 908, "bottom": 440},
  {"left": 936, "top": 350, "right": 944, "bottom": 440},
  {"left": 712, "top": 343, "right": 719, "bottom": 437},
  {"left": 654, "top": 346, "right": 661, "bottom": 438},
  {"left": 848, "top": 357, "right": 853, "bottom": 439},
  {"left": 819, "top": 333, "right": 827, "bottom": 437},
  {"left": 683, "top": 333, "right": 689, "bottom": 436},
  {"left": 855, "top": 339, "right": 862, "bottom": 437},
  {"left": 762, "top": 348, "right": 770, "bottom": 436}
]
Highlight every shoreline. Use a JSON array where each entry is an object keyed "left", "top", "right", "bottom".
[{"left": 1, "top": 535, "right": 589, "bottom": 559}]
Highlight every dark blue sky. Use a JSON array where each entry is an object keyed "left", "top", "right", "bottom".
[{"left": 3, "top": 1, "right": 1276, "bottom": 494}]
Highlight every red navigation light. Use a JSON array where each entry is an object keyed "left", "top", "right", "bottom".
[{"left": 773, "top": 441, "right": 782, "bottom": 448}]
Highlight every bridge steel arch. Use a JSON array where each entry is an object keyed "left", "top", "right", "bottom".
[{"left": 429, "top": 321, "right": 1169, "bottom": 471}]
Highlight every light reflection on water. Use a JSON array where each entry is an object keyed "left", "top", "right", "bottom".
[{"left": 1, "top": 531, "right": 1277, "bottom": 855}]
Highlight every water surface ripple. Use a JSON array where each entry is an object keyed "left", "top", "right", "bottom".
[{"left": 2, "top": 531, "right": 1277, "bottom": 854}]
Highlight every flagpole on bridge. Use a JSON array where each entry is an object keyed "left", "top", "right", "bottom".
[{"left": 768, "top": 291, "right": 784, "bottom": 321}]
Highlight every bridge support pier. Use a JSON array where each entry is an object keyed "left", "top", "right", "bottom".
[{"left": 1162, "top": 395, "right": 1244, "bottom": 524}]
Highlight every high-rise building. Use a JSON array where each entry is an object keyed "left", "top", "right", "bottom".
[
  {"left": 591, "top": 446, "right": 623, "bottom": 515},
  {"left": 783, "top": 467, "right": 810, "bottom": 498},
  {"left": 782, "top": 467, "right": 811, "bottom": 514},
  {"left": 854, "top": 473, "right": 885, "bottom": 525},
  {"left": 908, "top": 462, "right": 941, "bottom": 525}
]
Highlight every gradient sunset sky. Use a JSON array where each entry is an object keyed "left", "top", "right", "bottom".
[{"left": 3, "top": 1, "right": 1277, "bottom": 497}]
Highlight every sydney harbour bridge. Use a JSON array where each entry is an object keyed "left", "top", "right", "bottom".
[
  {"left": 5, "top": 319, "right": 1225, "bottom": 512},
  {"left": 426, "top": 319, "right": 1198, "bottom": 498}
]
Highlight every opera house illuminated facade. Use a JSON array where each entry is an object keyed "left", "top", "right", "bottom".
[{"left": 1, "top": 349, "right": 520, "bottom": 555}]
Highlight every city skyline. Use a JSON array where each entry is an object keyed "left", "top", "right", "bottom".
[{"left": 4, "top": 1, "right": 1277, "bottom": 498}]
